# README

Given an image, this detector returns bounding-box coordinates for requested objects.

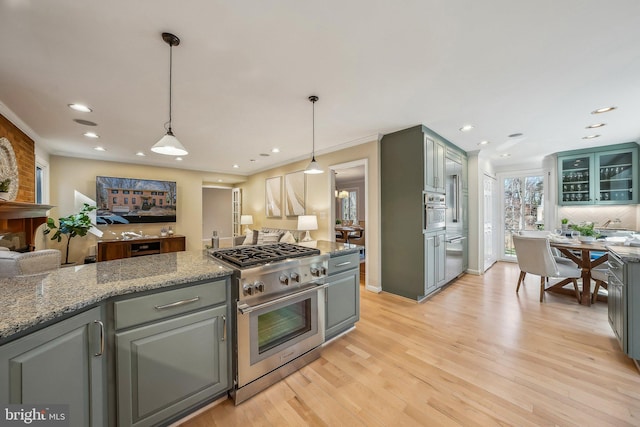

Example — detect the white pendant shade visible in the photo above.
[304,158,323,174]
[151,132,188,156]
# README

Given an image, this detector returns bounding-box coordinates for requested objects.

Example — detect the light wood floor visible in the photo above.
[181,262,640,426]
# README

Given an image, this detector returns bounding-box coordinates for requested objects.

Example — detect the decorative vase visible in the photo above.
[0,192,8,200]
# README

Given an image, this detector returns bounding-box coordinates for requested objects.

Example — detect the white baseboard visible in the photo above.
[365,284,382,293]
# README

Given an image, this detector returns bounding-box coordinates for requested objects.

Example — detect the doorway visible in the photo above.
[483,174,497,271]
[498,170,544,261]
[202,187,233,248]
[329,159,368,289]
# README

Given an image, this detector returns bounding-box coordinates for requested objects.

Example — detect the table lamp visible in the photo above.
[240,215,253,233]
[297,215,318,242]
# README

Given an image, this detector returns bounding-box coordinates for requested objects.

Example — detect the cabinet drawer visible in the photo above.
[327,252,360,275]
[114,280,227,330]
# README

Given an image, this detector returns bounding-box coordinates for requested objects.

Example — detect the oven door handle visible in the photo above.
[237,283,327,315]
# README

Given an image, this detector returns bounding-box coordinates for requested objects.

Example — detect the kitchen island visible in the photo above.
[0,250,233,342]
[0,242,360,426]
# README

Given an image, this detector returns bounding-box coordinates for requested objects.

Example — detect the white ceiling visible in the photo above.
[1,1,640,180]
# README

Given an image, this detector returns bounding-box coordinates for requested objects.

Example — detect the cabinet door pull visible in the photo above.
[334,261,352,267]
[221,315,227,342]
[93,320,104,357]
[154,296,200,310]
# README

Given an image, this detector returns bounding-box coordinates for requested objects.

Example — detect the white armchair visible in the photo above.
[0,249,61,278]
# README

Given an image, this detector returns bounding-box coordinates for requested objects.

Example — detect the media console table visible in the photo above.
[97,235,185,262]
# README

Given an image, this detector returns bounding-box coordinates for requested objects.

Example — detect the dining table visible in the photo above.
[549,239,609,305]
[335,225,363,243]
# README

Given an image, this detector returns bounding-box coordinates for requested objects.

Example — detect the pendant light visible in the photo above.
[304,95,323,174]
[151,32,188,156]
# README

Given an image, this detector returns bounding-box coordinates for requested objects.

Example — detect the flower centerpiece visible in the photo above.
[570,223,600,242]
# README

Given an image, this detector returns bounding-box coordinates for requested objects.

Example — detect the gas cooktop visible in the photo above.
[209,243,321,268]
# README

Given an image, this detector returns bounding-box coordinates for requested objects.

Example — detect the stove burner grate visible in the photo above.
[209,243,321,268]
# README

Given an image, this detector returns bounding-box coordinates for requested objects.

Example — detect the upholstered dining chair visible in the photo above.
[518,230,577,267]
[512,235,582,302]
[591,267,608,304]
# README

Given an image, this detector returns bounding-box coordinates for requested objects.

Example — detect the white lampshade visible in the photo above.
[338,190,349,199]
[151,132,188,156]
[240,215,253,225]
[304,158,323,174]
[297,215,318,242]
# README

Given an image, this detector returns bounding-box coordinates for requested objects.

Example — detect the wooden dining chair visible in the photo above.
[512,235,582,302]
[591,267,608,304]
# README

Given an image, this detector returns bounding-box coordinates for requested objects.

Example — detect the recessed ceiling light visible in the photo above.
[176,157,183,161]
[271,148,280,153]
[582,134,601,139]
[586,123,606,129]
[136,151,146,156]
[68,103,92,113]
[478,140,490,146]
[233,164,239,168]
[500,153,511,158]
[94,146,106,151]
[459,124,474,132]
[217,179,223,182]
[591,106,616,114]
[74,119,97,126]
[83,132,99,138]
[508,133,523,138]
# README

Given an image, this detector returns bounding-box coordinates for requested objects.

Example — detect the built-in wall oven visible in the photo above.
[424,191,446,232]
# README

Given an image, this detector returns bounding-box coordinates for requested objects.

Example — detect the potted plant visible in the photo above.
[0,178,10,200]
[561,218,569,232]
[570,223,600,242]
[44,203,97,265]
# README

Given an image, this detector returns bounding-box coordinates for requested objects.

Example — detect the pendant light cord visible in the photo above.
[312,99,315,160]
[168,43,173,133]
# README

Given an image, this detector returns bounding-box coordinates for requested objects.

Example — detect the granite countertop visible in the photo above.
[0,250,233,342]
[608,245,640,263]
[315,240,362,257]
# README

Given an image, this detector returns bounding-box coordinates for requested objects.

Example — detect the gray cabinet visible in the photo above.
[425,231,446,295]
[0,307,106,427]
[325,252,360,340]
[114,279,230,427]
[608,252,640,359]
[425,136,446,193]
[558,142,639,205]
[381,125,467,301]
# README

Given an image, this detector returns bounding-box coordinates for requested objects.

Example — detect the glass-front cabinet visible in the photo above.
[558,143,638,205]
[559,154,592,204]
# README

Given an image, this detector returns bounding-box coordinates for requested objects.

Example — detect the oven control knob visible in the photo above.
[254,281,265,293]
[320,266,327,276]
[279,274,289,285]
[310,267,320,277]
[290,272,300,283]
[243,283,254,296]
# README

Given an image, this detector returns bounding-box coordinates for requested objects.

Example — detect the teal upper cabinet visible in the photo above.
[558,143,638,205]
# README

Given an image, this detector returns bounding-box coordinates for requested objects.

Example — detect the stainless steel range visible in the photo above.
[208,243,328,404]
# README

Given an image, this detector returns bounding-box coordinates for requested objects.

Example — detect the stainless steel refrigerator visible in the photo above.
[445,155,466,283]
